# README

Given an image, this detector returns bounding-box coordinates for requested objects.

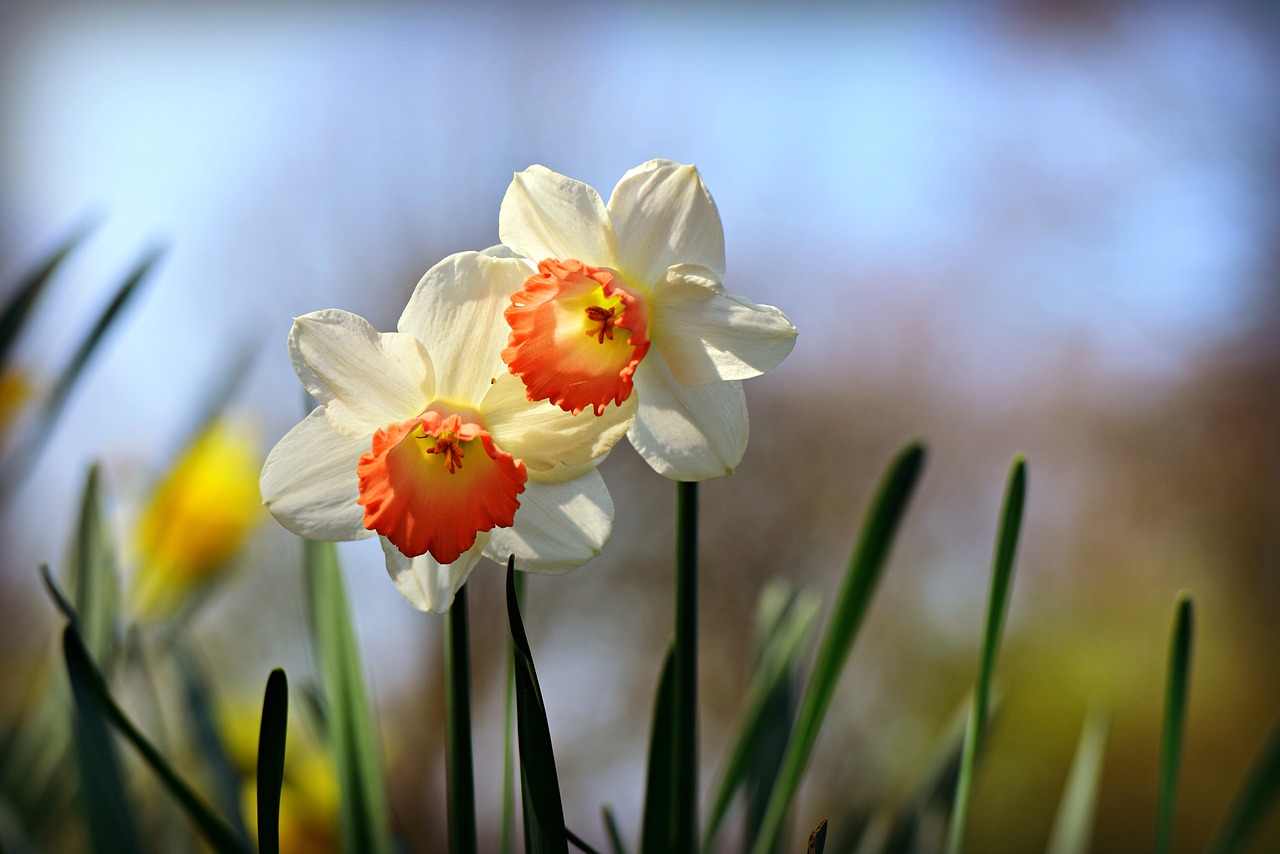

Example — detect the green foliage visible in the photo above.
[945,456,1027,854]
[45,568,250,853]
[750,441,926,854]
[704,581,819,850]
[1210,714,1280,853]
[303,540,392,854]
[507,557,569,854]
[640,645,676,854]
[1157,593,1194,854]
[1046,707,1109,854]
[257,668,289,854]
[445,584,478,854]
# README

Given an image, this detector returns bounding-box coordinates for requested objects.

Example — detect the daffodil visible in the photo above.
[129,418,263,620]
[499,159,798,481]
[260,251,634,613]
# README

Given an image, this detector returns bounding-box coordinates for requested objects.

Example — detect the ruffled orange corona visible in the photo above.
[502,258,650,416]
[356,411,527,564]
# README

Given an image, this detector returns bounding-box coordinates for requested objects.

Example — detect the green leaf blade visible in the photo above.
[640,646,676,854]
[303,540,392,854]
[507,558,568,854]
[257,668,289,854]
[1156,593,1194,854]
[1209,713,1280,853]
[945,456,1027,854]
[751,441,927,854]
[1046,708,1109,854]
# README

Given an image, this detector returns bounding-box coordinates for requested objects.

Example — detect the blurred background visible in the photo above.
[1,0,1278,851]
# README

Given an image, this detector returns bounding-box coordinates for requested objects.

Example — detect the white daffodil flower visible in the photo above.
[261,251,635,613]
[498,159,798,481]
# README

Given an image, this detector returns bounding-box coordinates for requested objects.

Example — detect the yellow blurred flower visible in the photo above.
[129,418,263,619]
[0,368,33,444]
[221,700,339,853]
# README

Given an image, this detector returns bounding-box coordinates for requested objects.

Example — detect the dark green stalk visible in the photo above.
[445,583,478,854]
[673,480,699,850]
[1157,594,1194,854]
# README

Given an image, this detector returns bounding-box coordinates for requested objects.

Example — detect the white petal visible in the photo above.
[608,160,726,287]
[398,252,530,405]
[380,535,488,614]
[627,350,748,481]
[499,165,618,266]
[261,407,373,541]
[289,310,434,437]
[653,264,798,386]
[483,470,613,573]
[482,373,636,473]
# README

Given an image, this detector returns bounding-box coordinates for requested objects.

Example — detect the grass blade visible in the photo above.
[945,456,1026,854]
[1209,713,1280,853]
[46,246,163,419]
[639,645,675,854]
[59,623,249,853]
[257,668,288,854]
[1156,593,1194,854]
[71,465,119,669]
[673,479,698,852]
[704,582,819,849]
[303,540,392,854]
[602,805,627,854]
[1046,707,1109,854]
[445,584,478,854]
[1,247,162,491]
[172,638,251,845]
[751,442,926,854]
[0,216,98,367]
[507,557,568,854]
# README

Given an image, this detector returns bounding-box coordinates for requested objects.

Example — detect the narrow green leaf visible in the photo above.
[602,805,627,854]
[70,465,119,669]
[303,540,392,854]
[60,625,249,853]
[507,557,568,854]
[881,692,977,854]
[47,246,163,417]
[0,216,99,367]
[639,645,675,854]
[672,479,698,852]
[1156,593,1194,854]
[808,819,829,854]
[1,247,163,490]
[1046,707,1109,854]
[172,639,251,845]
[751,442,927,854]
[945,456,1026,854]
[67,638,140,853]
[445,584,478,854]
[1209,713,1280,853]
[257,668,288,854]
[704,583,820,849]
[567,827,603,853]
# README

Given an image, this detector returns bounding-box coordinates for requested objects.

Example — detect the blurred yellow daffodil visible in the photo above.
[129,418,263,620]
[220,700,339,853]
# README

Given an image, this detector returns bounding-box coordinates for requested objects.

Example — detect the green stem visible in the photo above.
[673,480,699,849]
[501,572,525,854]
[445,583,478,854]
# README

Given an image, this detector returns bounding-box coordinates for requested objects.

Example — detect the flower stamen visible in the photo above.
[423,428,465,473]
[584,304,618,343]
